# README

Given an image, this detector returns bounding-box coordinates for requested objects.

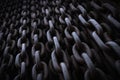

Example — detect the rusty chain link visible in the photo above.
[0,0,120,80]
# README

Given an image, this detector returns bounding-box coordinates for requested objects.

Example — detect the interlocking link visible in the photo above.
[0,0,120,80]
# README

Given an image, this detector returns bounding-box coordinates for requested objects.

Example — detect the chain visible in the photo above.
[0,0,120,80]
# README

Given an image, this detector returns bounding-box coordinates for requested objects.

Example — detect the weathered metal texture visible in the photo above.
[0,0,120,80]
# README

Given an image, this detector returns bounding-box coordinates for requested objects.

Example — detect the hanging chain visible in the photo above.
[0,0,120,80]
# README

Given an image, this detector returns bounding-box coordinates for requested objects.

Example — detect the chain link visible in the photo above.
[0,0,120,80]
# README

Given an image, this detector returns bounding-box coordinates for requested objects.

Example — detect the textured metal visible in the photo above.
[0,0,120,80]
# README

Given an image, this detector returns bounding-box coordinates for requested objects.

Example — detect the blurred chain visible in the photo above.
[0,0,120,80]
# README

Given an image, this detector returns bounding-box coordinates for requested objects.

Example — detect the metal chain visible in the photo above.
[0,0,120,80]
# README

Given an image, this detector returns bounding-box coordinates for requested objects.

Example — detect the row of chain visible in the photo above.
[0,0,120,80]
